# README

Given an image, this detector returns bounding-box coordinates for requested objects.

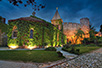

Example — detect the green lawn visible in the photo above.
[0,50,64,63]
[62,46,100,55]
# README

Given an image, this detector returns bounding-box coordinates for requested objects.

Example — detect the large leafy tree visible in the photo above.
[74,28,85,44]
[89,24,97,41]
[89,24,98,34]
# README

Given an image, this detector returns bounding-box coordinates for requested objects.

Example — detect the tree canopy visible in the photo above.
[0,0,45,12]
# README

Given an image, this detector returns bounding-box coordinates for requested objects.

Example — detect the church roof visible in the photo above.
[52,10,61,20]
[8,17,45,23]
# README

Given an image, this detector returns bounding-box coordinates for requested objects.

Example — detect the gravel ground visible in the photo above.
[49,48,102,68]
[0,61,38,68]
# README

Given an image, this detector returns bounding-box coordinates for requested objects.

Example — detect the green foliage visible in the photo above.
[7,16,66,47]
[8,39,18,47]
[57,51,64,57]
[86,43,97,46]
[63,44,70,48]
[100,25,102,33]
[0,23,8,33]
[89,30,96,40]
[75,29,85,43]
[99,44,102,47]
[45,47,56,51]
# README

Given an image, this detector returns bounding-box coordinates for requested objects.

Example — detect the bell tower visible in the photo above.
[51,7,63,30]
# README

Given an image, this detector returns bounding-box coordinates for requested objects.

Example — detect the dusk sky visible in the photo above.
[0,0,102,31]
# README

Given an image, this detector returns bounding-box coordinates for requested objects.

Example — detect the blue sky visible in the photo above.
[0,0,102,31]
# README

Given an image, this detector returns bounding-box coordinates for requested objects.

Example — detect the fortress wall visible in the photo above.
[63,22,81,41]
[80,18,89,29]
[63,18,90,43]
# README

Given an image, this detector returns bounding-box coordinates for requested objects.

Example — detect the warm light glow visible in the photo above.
[27,45,37,50]
[45,46,49,48]
[8,44,19,49]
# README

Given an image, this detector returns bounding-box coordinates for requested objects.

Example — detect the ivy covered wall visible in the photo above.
[7,16,67,48]
[0,16,8,46]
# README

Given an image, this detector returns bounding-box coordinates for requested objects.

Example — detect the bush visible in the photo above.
[97,39,102,43]
[63,44,70,48]
[45,47,56,51]
[70,47,75,53]
[99,44,102,47]
[62,47,68,52]
[57,51,64,57]
[75,49,80,55]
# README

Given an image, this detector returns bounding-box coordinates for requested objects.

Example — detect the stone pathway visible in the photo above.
[56,47,78,59]
[45,48,102,68]
[0,61,38,68]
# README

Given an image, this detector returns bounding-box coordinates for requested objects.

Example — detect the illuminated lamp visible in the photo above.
[8,43,19,49]
[27,45,37,50]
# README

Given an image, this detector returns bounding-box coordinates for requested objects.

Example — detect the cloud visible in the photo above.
[0,0,102,31]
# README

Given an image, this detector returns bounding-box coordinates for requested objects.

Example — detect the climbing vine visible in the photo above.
[7,16,67,48]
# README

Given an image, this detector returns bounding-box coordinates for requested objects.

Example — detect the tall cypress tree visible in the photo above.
[100,25,102,34]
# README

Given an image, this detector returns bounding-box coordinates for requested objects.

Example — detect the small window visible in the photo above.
[30,29,33,38]
[12,30,17,39]
[13,32,17,37]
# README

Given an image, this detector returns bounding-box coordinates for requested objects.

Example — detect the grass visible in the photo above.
[0,50,64,63]
[62,46,100,55]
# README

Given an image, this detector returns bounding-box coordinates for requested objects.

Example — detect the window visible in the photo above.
[13,32,17,37]
[12,30,17,39]
[30,29,33,38]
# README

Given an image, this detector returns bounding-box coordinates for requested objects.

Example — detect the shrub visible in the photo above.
[57,51,64,57]
[8,39,19,49]
[70,47,75,53]
[63,44,70,48]
[75,49,80,55]
[62,47,68,51]
[99,44,102,47]
[97,39,102,43]
[45,47,56,51]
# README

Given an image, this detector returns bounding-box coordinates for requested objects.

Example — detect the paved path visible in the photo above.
[91,48,102,53]
[56,47,78,59]
[0,61,38,68]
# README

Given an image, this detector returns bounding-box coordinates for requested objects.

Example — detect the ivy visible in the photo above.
[7,16,67,47]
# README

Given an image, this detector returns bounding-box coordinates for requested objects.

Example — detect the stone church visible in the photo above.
[51,8,90,44]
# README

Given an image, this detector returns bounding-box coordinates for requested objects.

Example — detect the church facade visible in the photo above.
[51,8,90,44]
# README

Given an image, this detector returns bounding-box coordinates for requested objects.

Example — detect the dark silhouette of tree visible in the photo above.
[100,25,102,34]
[0,0,45,13]
[89,24,98,34]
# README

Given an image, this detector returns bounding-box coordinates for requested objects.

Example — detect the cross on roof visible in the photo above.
[32,11,36,16]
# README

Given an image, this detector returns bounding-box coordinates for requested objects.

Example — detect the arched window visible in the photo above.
[30,29,33,38]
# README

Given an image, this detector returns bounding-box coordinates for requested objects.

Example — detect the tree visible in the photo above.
[74,28,85,44]
[100,25,102,34]
[0,0,45,13]
[89,24,98,34]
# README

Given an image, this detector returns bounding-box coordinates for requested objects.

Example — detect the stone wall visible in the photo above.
[0,30,7,46]
[63,18,90,43]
